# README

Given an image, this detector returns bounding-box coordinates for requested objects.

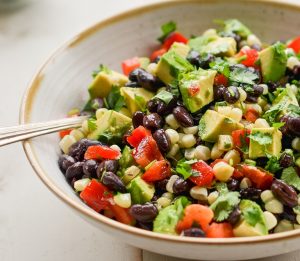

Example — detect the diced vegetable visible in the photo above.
[84,145,121,160]
[189,160,215,187]
[122,57,141,76]
[206,222,234,238]
[142,160,171,182]
[126,126,152,148]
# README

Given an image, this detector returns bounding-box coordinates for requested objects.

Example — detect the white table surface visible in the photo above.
[1,1,300,260]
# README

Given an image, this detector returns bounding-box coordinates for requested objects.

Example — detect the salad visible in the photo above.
[58,19,300,238]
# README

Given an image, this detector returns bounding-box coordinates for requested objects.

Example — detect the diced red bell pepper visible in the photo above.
[84,145,121,160]
[150,48,167,61]
[189,160,215,187]
[232,168,244,180]
[176,204,214,233]
[133,136,164,168]
[126,126,152,148]
[244,108,260,123]
[232,129,250,148]
[214,73,228,87]
[80,180,112,212]
[142,160,171,182]
[109,204,135,225]
[59,129,72,139]
[236,164,274,189]
[206,222,234,238]
[288,36,300,53]
[162,32,188,50]
[122,57,141,76]
[238,48,259,67]
[187,83,200,97]
[210,159,227,168]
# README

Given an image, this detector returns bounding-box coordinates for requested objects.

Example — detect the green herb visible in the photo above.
[287,104,300,116]
[216,19,252,38]
[104,85,125,111]
[272,122,285,129]
[210,191,240,222]
[117,146,134,177]
[263,103,285,124]
[209,58,230,77]
[281,167,300,191]
[157,21,177,43]
[215,182,229,194]
[242,204,263,226]
[176,159,198,180]
[87,118,97,132]
[92,64,111,78]
[265,156,282,173]
[229,66,259,85]
[273,42,288,66]
[249,132,272,146]
[153,90,174,105]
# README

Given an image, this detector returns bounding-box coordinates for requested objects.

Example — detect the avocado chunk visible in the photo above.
[87,110,132,144]
[249,127,282,159]
[169,42,191,58]
[198,110,244,142]
[156,50,194,85]
[120,87,154,115]
[179,68,217,113]
[127,176,155,204]
[88,69,128,99]
[233,200,268,237]
[259,42,287,82]
[188,35,237,57]
[153,196,190,235]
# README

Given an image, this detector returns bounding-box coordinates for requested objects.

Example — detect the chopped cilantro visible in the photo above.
[281,167,300,191]
[176,159,198,180]
[153,90,173,105]
[215,19,252,38]
[104,86,125,111]
[265,156,282,173]
[157,21,177,43]
[92,64,111,78]
[243,204,263,226]
[249,132,272,146]
[210,190,240,222]
[263,103,285,124]
[209,58,230,77]
[229,66,259,85]
[288,104,300,117]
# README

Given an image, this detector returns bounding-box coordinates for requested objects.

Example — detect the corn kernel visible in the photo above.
[213,162,234,182]
[223,149,241,166]
[190,186,208,200]
[211,143,224,160]
[263,211,277,230]
[165,114,180,129]
[165,129,180,144]
[208,191,219,205]
[194,145,211,161]
[265,199,284,214]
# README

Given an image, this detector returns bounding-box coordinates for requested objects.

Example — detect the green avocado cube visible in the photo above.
[198,110,244,142]
[120,87,154,115]
[127,176,155,204]
[87,110,132,143]
[88,70,128,99]
[249,127,282,159]
[179,68,217,113]
[169,42,191,58]
[156,50,194,85]
[259,42,287,82]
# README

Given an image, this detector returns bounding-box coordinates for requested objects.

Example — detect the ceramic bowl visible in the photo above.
[20,0,300,260]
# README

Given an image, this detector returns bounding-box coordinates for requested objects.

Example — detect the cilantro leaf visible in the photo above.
[249,132,272,146]
[153,90,174,105]
[87,118,97,132]
[287,104,300,117]
[157,21,177,43]
[92,64,111,78]
[210,191,240,222]
[265,156,282,173]
[281,167,300,191]
[216,19,252,39]
[104,86,125,111]
[263,103,285,124]
[176,159,198,180]
[209,58,230,78]
[229,66,259,85]
[215,182,229,194]
[239,200,267,228]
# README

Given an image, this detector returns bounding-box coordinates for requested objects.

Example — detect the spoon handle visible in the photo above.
[0,116,87,147]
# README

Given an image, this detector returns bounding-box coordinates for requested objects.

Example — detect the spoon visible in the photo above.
[0,116,87,147]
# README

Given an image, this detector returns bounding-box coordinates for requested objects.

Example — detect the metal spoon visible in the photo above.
[0,116,87,147]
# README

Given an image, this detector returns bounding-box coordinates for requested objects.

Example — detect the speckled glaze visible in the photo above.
[20,1,300,260]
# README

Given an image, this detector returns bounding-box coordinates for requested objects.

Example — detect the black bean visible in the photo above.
[191,111,203,126]
[147,99,159,113]
[132,111,145,128]
[97,160,119,179]
[102,171,126,193]
[280,115,292,136]
[279,153,294,168]
[251,44,262,51]
[125,81,140,87]
[83,159,98,178]
[68,139,102,161]
[137,69,163,91]
[128,68,144,82]
[187,50,201,66]
[227,178,240,191]
[172,106,194,127]
[267,81,279,93]
[143,113,164,130]
[287,117,300,137]
[153,56,161,63]
[245,95,258,103]
[213,85,226,100]
[173,178,189,194]
[280,206,297,223]
[58,154,75,173]
[153,129,170,153]
[255,157,268,167]
[271,179,298,207]
[292,65,300,80]
[136,221,153,231]
[156,178,169,192]
[228,207,241,226]
[252,85,264,97]
[157,97,177,116]
[187,51,214,69]
[65,162,84,182]
[223,86,240,104]
[129,203,158,222]
[182,227,205,237]
[240,188,262,201]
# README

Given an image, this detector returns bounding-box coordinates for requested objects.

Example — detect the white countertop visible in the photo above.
[1,1,300,260]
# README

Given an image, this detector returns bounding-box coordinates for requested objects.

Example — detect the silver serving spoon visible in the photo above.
[0,116,87,147]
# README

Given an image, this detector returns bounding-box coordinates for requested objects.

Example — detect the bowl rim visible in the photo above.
[20,0,300,245]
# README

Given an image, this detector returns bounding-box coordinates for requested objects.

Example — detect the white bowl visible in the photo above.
[20,1,300,260]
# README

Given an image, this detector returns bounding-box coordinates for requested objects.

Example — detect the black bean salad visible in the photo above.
[58,19,300,238]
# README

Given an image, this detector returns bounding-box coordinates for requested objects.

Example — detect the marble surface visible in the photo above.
[0,1,300,260]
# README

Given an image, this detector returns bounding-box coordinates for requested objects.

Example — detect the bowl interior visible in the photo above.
[22,0,300,245]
